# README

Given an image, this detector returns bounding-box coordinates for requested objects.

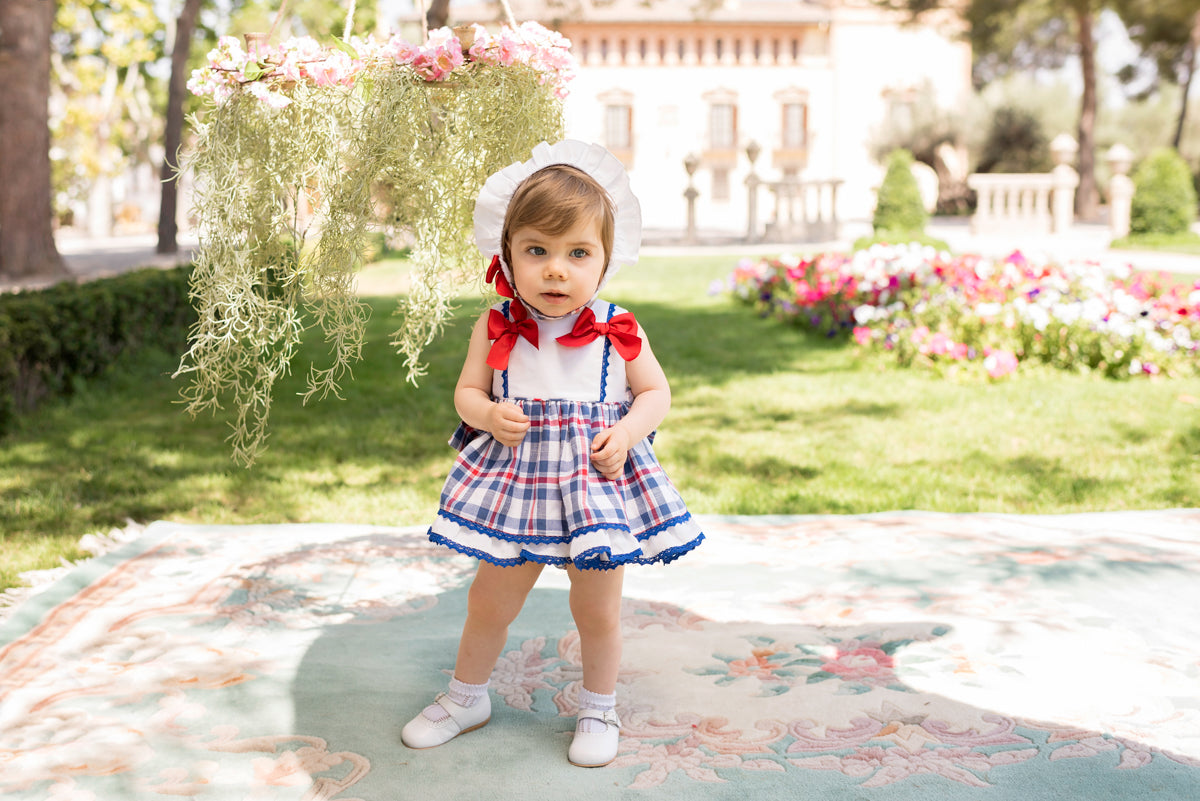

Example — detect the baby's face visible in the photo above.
[509,215,606,317]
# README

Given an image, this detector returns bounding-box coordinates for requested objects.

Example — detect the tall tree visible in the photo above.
[1112,0,1200,150]
[884,0,1107,220]
[158,0,205,254]
[0,0,68,283]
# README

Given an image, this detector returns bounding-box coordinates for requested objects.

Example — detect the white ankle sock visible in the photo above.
[577,688,616,734]
[422,677,489,722]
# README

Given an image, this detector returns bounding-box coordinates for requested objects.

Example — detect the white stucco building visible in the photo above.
[460,0,971,241]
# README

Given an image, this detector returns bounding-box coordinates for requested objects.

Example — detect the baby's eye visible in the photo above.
[570,248,589,258]
[527,246,546,256]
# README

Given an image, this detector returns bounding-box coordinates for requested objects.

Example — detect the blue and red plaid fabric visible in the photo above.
[429,399,704,570]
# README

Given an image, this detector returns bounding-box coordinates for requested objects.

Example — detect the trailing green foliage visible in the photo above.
[873,149,928,235]
[0,266,195,436]
[1130,147,1197,236]
[178,63,563,466]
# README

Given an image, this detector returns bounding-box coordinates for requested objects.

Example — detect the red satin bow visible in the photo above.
[486,255,515,299]
[486,301,538,370]
[556,307,643,361]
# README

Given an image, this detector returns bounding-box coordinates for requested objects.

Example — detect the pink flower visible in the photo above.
[983,349,1018,378]
[928,332,953,355]
[853,326,873,346]
[820,645,895,683]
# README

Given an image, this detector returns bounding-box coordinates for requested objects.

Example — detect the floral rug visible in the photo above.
[3,511,1199,800]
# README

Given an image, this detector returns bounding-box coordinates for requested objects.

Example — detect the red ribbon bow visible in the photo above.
[556,307,643,362]
[486,301,538,370]
[486,255,515,299]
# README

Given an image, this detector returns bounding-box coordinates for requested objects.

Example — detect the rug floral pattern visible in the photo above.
[2,512,1199,799]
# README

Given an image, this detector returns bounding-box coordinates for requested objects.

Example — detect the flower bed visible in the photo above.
[727,244,1200,379]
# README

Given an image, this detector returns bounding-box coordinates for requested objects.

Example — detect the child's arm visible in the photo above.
[590,328,671,480]
[455,312,531,448]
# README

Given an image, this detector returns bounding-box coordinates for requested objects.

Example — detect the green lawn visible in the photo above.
[3,253,1198,592]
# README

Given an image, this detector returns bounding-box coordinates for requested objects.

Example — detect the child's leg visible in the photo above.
[402,560,543,749]
[453,560,545,683]
[565,564,625,767]
[565,564,625,693]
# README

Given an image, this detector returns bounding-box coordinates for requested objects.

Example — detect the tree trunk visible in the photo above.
[0,0,67,283]
[426,0,451,30]
[1073,1,1098,220]
[1173,11,1200,151]
[157,0,204,255]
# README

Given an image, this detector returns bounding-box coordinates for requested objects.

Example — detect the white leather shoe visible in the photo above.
[568,707,621,767]
[401,692,491,749]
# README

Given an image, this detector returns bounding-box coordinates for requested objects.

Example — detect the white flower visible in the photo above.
[853,305,875,325]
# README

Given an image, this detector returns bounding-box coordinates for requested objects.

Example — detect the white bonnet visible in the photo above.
[473,140,642,295]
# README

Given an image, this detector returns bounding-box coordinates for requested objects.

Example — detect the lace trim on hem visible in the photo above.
[428,532,626,571]
[427,527,705,571]
[435,509,695,544]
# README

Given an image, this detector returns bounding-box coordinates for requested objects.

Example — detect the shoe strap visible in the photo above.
[578,707,621,729]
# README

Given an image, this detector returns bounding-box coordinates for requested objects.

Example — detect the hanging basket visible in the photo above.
[177,23,574,465]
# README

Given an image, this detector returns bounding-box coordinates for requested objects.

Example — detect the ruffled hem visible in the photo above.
[428,511,704,571]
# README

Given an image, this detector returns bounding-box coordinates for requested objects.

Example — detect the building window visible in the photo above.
[712,167,730,201]
[605,104,633,151]
[782,101,808,149]
[709,102,737,150]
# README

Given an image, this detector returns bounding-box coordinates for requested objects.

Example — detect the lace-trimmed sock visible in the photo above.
[577,688,616,734]
[422,677,489,723]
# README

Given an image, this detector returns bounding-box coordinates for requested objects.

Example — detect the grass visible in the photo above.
[2,253,1199,592]
[1110,230,1200,255]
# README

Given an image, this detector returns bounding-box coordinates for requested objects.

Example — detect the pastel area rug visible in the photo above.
[2,511,1200,800]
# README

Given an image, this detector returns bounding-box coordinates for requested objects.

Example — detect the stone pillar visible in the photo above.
[744,140,761,242]
[1049,134,1079,234]
[683,153,700,244]
[1106,143,1134,240]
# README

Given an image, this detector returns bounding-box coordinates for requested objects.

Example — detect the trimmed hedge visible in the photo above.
[1130,147,1197,237]
[873,149,928,235]
[0,266,196,435]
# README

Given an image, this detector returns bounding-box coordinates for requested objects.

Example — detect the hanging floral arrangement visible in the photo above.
[175,22,572,465]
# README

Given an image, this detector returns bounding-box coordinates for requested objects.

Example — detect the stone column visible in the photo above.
[1049,134,1079,234]
[1106,144,1134,240]
[684,153,700,244]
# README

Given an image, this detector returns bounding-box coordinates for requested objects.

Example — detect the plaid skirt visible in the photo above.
[428,399,704,571]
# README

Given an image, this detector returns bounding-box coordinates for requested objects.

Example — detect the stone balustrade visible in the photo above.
[745,174,842,243]
[966,174,1058,235]
[966,133,1080,236]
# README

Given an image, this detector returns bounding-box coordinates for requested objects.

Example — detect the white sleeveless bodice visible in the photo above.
[491,299,633,404]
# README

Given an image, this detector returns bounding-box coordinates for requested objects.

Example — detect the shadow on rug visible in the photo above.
[2,511,1199,799]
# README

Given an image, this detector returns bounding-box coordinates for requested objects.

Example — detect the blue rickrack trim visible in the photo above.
[428,531,561,568]
[500,300,512,399]
[599,301,616,402]
[430,512,705,569]
[632,512,694,541]
[439,509,698,543]
[427,529,701,572]
[436,509,577,544]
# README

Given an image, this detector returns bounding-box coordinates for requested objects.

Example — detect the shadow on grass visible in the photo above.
[2,298,850,539]
[629,300,859,391]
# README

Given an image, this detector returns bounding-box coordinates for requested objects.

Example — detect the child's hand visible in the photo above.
[591,425,632,480]
[488,401,530,448]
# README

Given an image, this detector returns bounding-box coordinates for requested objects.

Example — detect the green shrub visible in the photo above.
[976,106,1052,174]
[873,149,928,235]
[852,231,950,252]
[0,266,196,435]
[1130,147,1197,237]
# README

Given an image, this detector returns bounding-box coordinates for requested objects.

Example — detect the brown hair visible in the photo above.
[501,164,615,271]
